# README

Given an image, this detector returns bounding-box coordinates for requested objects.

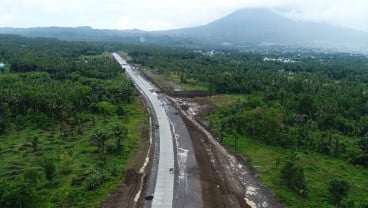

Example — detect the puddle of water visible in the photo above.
[171,123,189,181]
[244,197,258,208]
[246,186,258,196]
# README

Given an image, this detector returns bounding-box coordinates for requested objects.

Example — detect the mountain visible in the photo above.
[157,8,368,51]
[0,26,200,47]
[1,8,368,52]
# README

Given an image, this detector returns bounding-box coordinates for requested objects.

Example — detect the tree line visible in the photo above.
[126,46,368,167]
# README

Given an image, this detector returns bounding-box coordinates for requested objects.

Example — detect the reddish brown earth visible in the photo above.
[180,112,251,208]
[102,64,282,208]
[101,97,251,208]
[170,96,283,208]
[101,169,142,208]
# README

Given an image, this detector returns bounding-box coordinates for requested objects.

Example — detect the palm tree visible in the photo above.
[113,126,128,153]
[91,131,108,162]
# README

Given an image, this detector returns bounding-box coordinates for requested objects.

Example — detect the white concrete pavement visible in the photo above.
[112,53,175,208]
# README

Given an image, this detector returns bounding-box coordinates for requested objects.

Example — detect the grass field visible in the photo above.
[142,69,208,91]
[167,72,209,91]
[0,97,148,207]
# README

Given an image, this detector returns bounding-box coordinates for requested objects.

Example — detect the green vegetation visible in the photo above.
[280,153,307,196]
[146,69,208,91]
[206,94,368,207]
[128,46,368,166]
[212,132,368,207]
[0,63,10,74]
[0,35,147,207]
[329,178,350,205]
[126,45,368,207]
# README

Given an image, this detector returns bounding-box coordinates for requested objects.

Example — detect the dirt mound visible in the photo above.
[168,91,214,98]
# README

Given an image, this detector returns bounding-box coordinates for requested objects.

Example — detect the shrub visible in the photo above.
[0,120,6,134]
[59,152,74,175]
[31,136,39,151]
[116,105,126,116]
[85,171,106,191]
[0,178,36,208]
[281,153,307,196]
[353,154,368,168]
[328,178,350,205]
[23,169,40,186]
[96,101,116,116]
[51,186,78,207]
[41,157,56,181]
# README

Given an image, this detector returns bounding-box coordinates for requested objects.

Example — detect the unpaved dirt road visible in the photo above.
[110,52,283,208]
[170,98,283,208]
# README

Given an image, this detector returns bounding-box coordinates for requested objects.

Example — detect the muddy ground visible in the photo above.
[102,64,283,208]
[171,97,283,208]
[180,111,250,208]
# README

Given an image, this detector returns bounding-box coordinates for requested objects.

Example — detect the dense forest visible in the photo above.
[127,46,368,165]
[0,35,147,207]
[126,45,368,207]
[2,34,368,207]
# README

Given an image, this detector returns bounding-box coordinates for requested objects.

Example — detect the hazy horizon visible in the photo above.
[0,0,368,32]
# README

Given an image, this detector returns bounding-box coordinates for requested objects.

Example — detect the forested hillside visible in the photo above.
[0,35,147,207]
[126,46,368,207]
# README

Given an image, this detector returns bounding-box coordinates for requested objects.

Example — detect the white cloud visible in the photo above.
[0,13,16,26]
[0,0,367,31]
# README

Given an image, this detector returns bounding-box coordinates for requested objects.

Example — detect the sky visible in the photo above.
[0,0,367,32]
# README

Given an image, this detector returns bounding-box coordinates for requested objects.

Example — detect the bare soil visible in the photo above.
[180,112,251,208]
[171,97,283,208]
[104,61,282,208]
[101,169,142,208]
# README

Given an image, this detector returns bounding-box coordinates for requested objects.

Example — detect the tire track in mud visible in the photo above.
[170,97,283,208]
[106,53,283,208]
[180,112,250,208]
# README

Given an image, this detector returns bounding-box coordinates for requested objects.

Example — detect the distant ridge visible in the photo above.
[0,26,147,41]
[1,8,368,51]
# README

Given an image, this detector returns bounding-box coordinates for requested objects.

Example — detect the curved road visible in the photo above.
[113,53,175,207]
[112,52,281,208]
[113,53,203,208]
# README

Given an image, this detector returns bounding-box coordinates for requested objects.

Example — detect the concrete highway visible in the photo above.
[112,52,281,208]
[112,53,203,208]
